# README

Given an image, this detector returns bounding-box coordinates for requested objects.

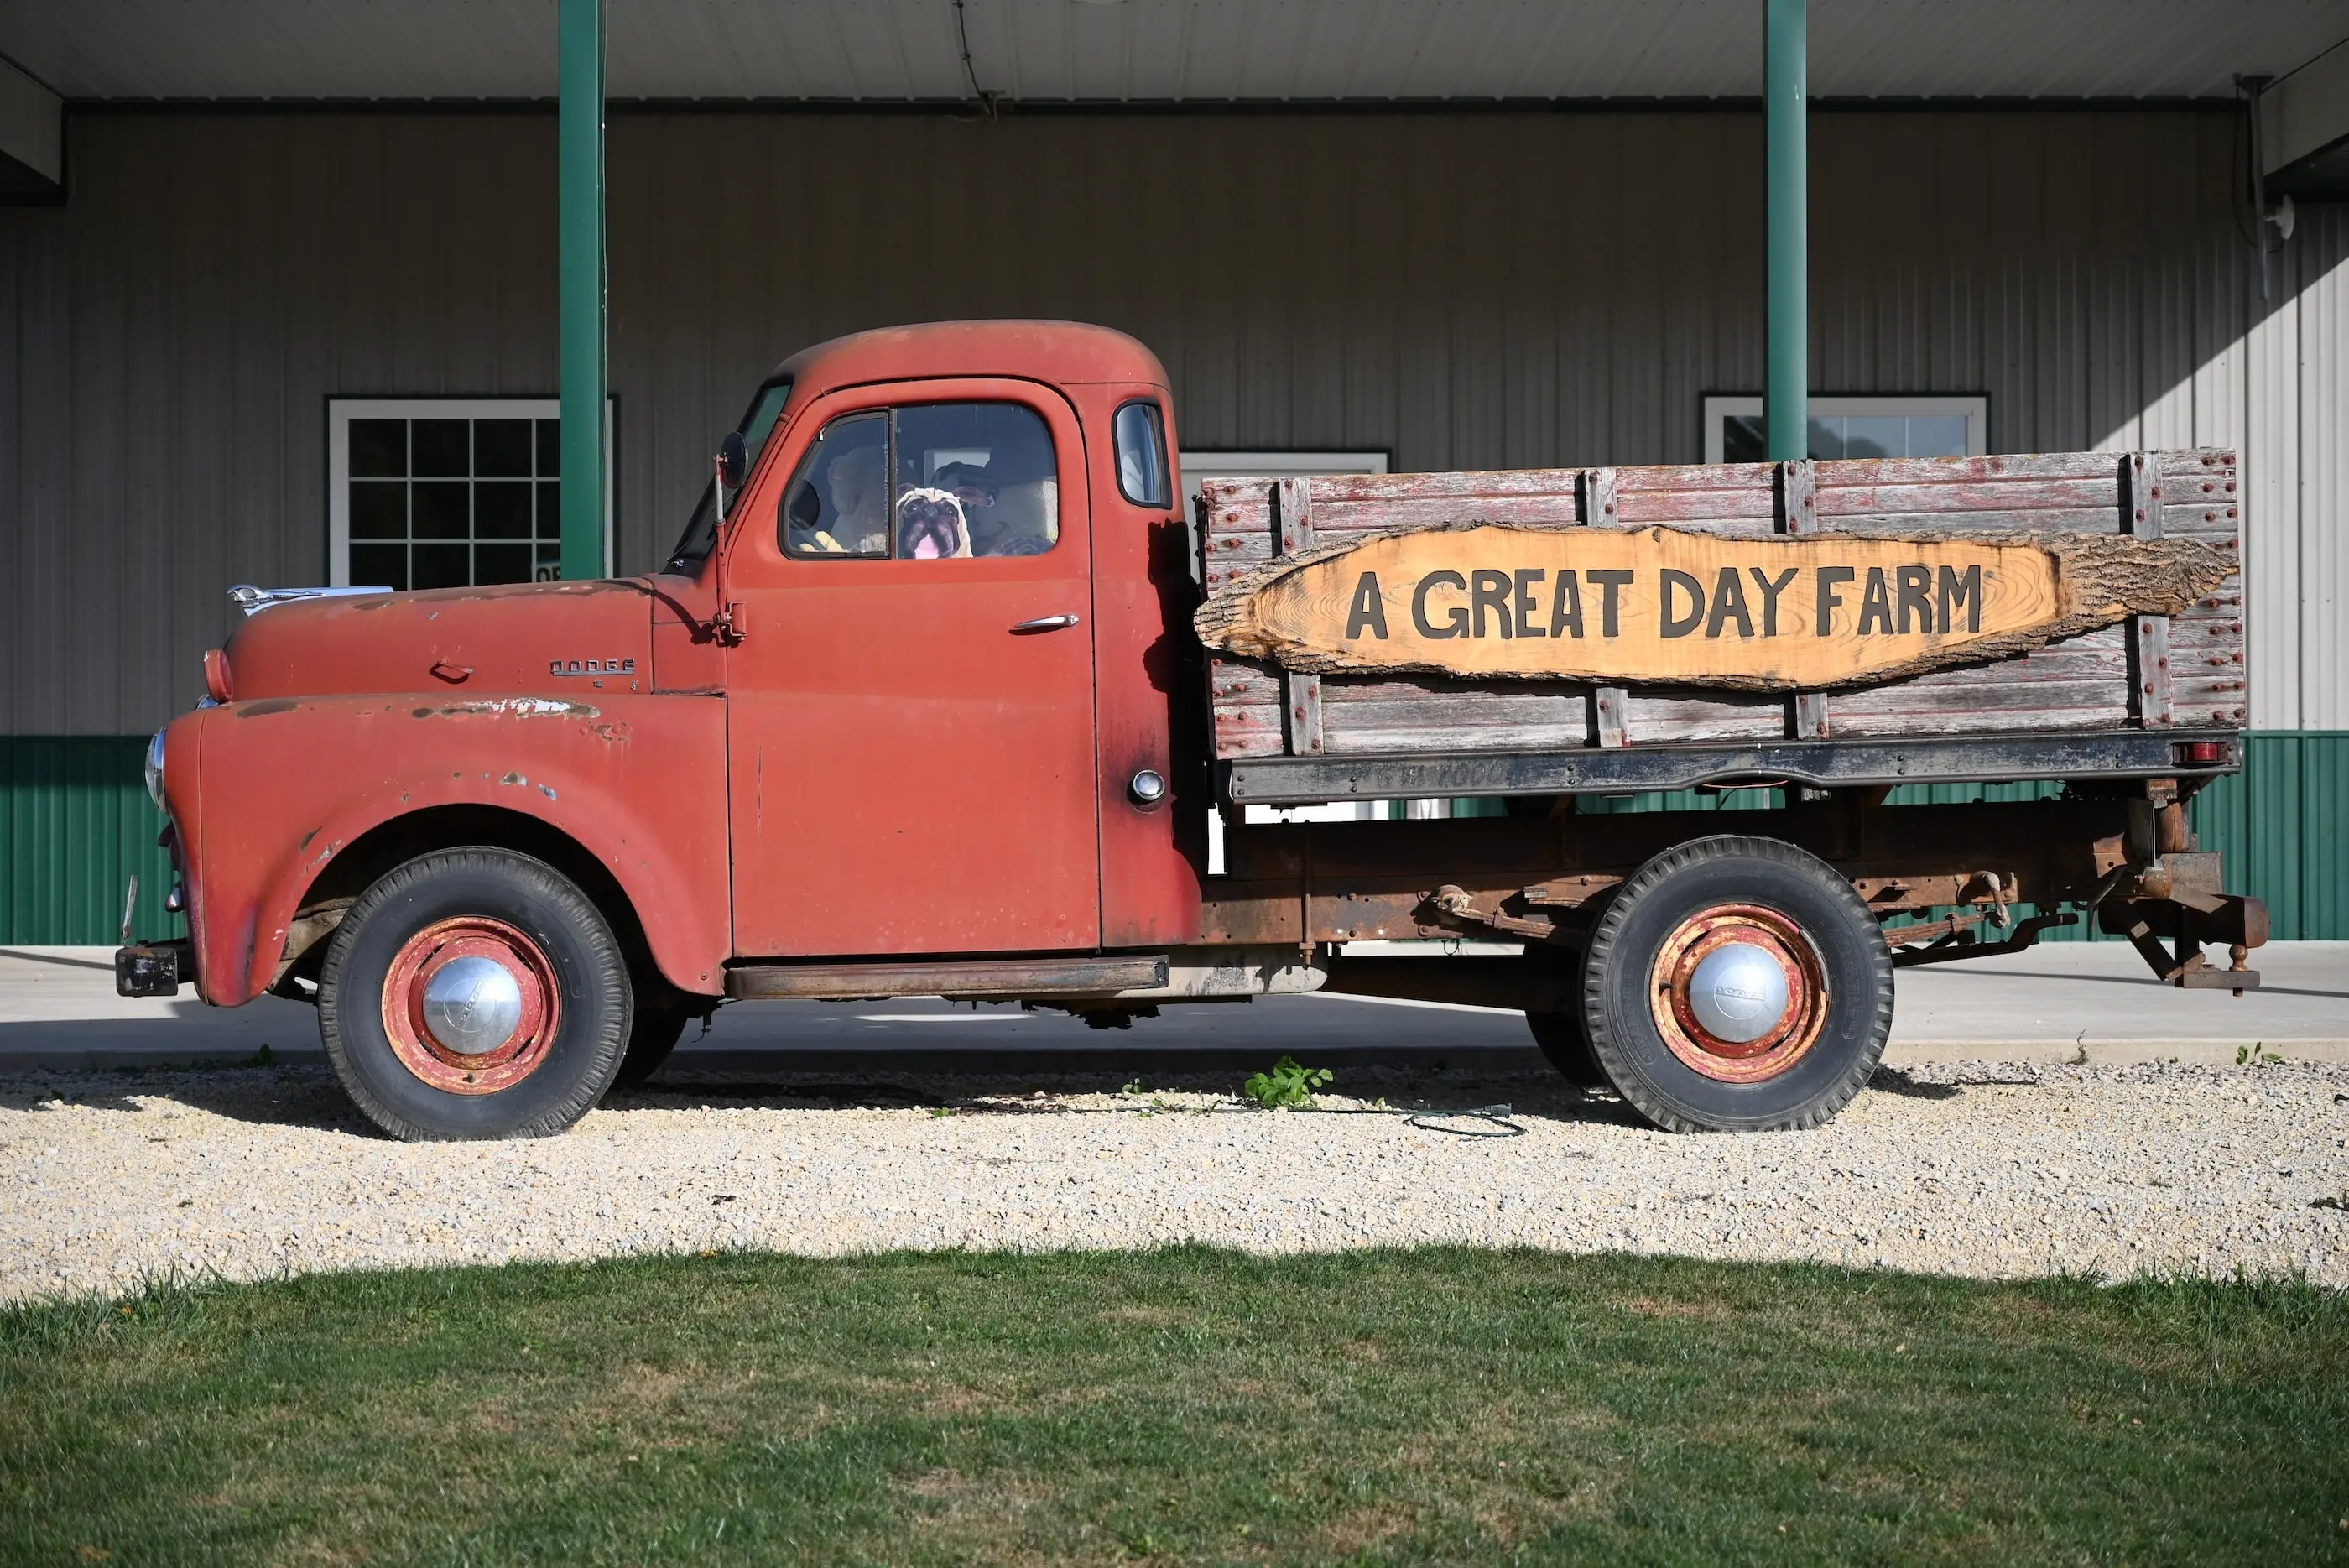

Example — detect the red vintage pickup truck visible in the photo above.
[121,320,2264,1141]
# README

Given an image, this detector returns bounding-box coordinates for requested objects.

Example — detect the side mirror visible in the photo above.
[716,430,749,492]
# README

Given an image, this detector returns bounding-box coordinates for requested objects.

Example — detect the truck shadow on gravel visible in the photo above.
[622,1061,1654,1129]
[0,1063,1966,1136]
[0,1066,378,1134]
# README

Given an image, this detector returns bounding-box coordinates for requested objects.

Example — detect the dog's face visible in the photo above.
[895,487,969,560]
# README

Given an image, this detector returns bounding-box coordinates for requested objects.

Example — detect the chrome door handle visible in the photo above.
[1009,613,1081,633]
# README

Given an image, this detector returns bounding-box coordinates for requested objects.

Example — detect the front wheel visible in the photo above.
[1581,836,1891,1133]
[319,848,632,1141]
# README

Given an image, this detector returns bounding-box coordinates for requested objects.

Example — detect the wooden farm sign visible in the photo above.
[1195,523,2232,690]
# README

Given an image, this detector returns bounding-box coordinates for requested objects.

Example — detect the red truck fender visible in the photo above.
[179,693,731,1006]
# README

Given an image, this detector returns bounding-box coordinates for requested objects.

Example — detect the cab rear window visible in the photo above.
[1113,399,1170,508]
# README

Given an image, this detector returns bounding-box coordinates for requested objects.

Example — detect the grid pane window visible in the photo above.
[1707,397,1986,465]
[331,399,602,588]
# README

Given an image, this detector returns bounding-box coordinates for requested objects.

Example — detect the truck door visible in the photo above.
[724,379,1102,957]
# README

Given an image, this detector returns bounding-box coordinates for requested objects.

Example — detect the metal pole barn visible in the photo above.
[558,0,607,581]
[1765,0,1807,461]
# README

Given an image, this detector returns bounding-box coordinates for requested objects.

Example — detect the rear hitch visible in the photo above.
[2097,852,2267,993]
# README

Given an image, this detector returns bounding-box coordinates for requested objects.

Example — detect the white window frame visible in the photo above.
[1701,394,1987,463]
[327,397,614,586]
[1180,447,1389,492]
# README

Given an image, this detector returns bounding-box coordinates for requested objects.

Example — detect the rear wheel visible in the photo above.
[319,848,631,1141]
[1581,836,1891,1133]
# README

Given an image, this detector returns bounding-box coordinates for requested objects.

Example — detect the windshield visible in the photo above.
[663,376,794,572]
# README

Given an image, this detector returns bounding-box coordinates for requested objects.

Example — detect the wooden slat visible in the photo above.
[1581,466,1618,527]
[1277,477,1325,755]
[1779,461,1827,739]
[1594,686,1628,748]
[2125,451,2173,728]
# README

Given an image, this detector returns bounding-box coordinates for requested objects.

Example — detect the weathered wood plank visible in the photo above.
[1214,707,1285,759]
[1831,703,2133,737]
[1616,487,1779,524]
[1830,678,2133,717]
[1811,451,2135,487]
[1307,469,1588,503]
[1323,722,1588,755]
[1318,673,1596,705]
[1623,690,1786,743]
[1813,507,2125,535]
[1320,695,1589,731]
[1310,494,1587,529]
[1816,477,2129,515]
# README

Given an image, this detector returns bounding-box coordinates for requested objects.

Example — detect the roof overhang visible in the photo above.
[4,2,2344,107]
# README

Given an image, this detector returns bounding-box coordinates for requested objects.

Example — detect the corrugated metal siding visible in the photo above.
[0,737,180,945]
[3,107,2334,734]
[0,107,2341,943]
[2192,732,2349,942]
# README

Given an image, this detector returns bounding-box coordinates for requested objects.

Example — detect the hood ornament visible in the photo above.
[228,584,394,617]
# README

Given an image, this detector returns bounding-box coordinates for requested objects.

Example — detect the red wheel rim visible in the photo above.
[1647,903,1829,1084]
[380,916,560,1095]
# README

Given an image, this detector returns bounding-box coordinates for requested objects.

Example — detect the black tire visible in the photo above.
[610,1001,690,1091]
[1523,951,1608,1087]
[1526,1007,1608,1087]
[1581,835,1891,1133]
[319,847,632,1141]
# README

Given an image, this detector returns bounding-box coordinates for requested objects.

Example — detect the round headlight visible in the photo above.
[144,728,168,810]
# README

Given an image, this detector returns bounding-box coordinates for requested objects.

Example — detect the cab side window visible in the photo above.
[780,401,1059,560]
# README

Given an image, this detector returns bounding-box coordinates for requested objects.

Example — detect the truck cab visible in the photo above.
[135,322,1230,1139]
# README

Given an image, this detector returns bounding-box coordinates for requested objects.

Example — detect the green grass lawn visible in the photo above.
[3,1248,2344,1566]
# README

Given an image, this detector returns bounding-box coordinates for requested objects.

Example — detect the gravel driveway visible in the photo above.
[7,1057,2346,1303]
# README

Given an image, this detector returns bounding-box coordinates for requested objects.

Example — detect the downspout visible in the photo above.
[1765,0,1807,461]
[559,0,609,581]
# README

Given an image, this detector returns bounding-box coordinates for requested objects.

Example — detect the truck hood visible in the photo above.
[221,579,658,701]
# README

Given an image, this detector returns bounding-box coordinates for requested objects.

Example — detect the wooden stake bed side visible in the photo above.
[1196,450,2243,763]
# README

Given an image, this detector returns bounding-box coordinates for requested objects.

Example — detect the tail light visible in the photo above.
[2176,740,2228,765]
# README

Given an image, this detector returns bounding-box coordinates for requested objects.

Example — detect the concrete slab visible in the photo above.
[2,940,2341,1074]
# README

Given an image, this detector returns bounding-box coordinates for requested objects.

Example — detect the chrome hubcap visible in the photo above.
[1686,941,1792,1044]
[420,955,525,1055]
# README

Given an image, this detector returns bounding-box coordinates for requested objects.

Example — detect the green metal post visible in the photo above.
[558,0,607,581]
[1764,0,1807,461]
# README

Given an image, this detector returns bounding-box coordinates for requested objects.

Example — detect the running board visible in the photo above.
[725,955,1170,1002]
